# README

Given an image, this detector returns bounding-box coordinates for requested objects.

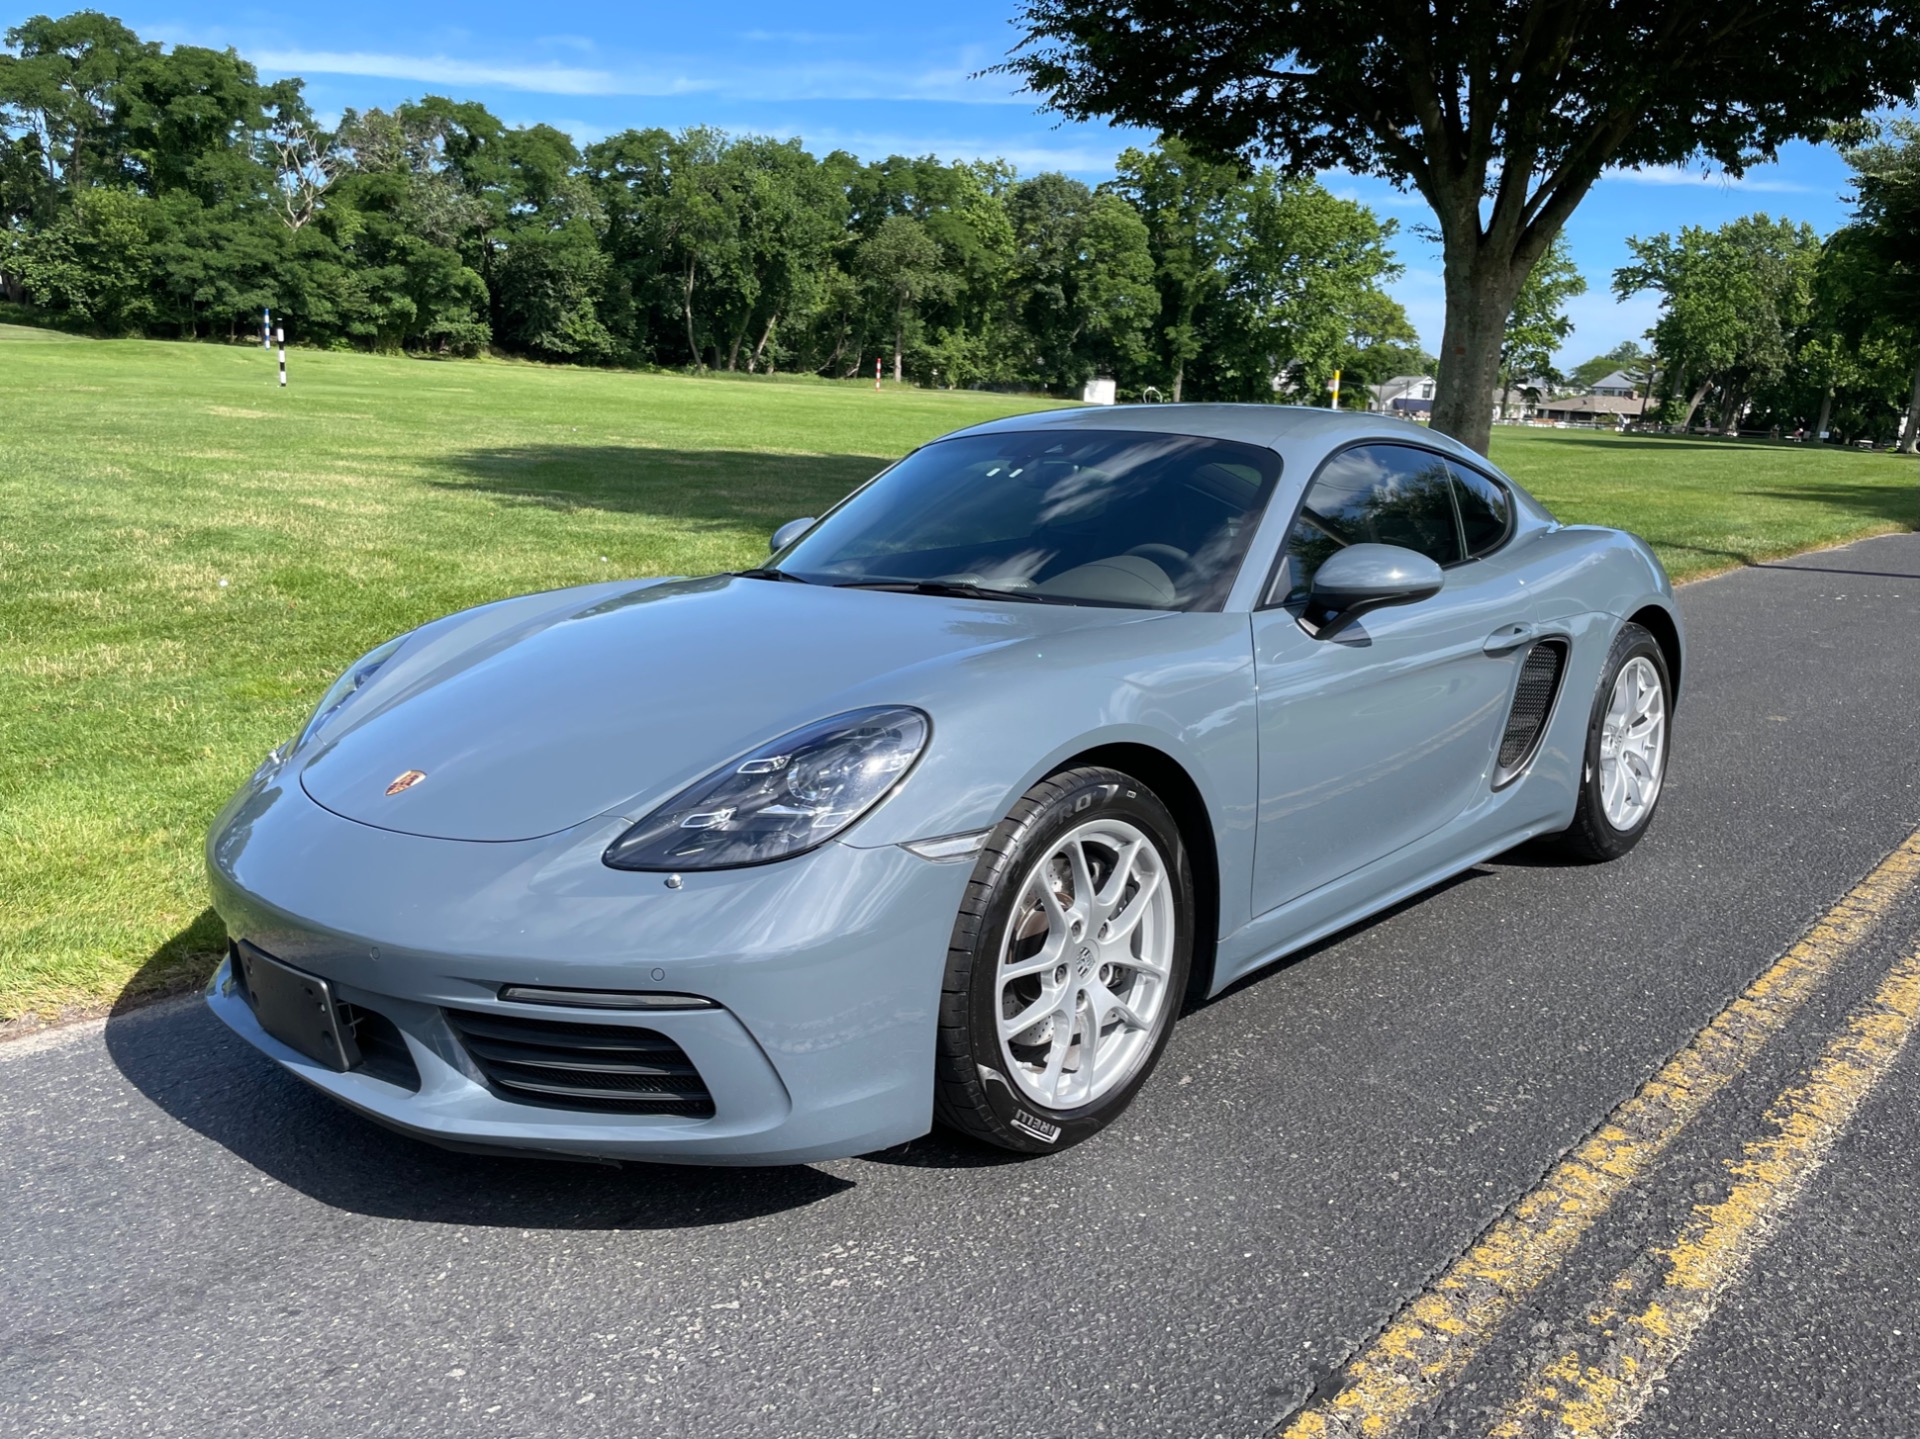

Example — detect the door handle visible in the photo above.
[1483,621,1538,655]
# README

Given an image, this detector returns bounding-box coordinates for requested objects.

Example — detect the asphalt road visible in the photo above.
[5,530,1919,1439]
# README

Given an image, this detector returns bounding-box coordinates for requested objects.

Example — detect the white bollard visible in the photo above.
[262,307,271,350]
[276,326,286,387]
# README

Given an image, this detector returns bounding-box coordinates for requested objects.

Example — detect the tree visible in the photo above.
[11,182,156,328]
[1004,0,1920,453]
[1841,122,1920,451]
[1617,215,1819,433]
[856,213,955,381]
[1107,137,1244,401]
[1568,340,1647,391]
[1202,170,1410,403]
[0,11,154,191]
[1004,172,1156,390]
[714,136,846,372]
[330,105,491,352]
[1499,236,1586,397]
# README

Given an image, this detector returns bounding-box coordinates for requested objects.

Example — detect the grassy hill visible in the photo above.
[2,328,1913,1020]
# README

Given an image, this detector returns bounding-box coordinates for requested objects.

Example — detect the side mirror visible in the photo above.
[1307,543,1443,637]
[769,517,817,553]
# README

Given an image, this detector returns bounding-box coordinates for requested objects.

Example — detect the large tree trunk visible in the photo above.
[724,309,752,372]
[821,326,847,378]
[750,312,779,374]
[1898,352,1920,455]
[1677,379,1713,434]
[681,259,700,369]
[1428,250,1524,456]
[1815,384,1834,440]
[1171,361,1184,403]
[1720,387,1745,436]
[892,310,904,383]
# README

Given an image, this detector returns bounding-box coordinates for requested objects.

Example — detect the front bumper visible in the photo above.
[204,771,974,1164]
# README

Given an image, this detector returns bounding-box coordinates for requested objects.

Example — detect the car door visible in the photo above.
[1248,442,1534,914]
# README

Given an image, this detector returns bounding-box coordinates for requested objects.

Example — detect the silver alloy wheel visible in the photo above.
[1599,655,1667,831]
[994,818,1176,1110]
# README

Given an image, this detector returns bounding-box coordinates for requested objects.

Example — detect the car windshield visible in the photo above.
[772,429,1283,611]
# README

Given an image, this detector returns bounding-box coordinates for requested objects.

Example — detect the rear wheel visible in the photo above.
[933,766,1193,1153]
[1548,622,1672,861]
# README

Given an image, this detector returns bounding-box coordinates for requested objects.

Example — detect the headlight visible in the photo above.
[603,706,929,871]
[297,635,408,749]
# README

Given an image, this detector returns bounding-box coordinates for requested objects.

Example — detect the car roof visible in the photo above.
[943,403,1497,473]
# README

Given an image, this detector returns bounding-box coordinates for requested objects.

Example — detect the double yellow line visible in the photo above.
[1278,828,1920,1439]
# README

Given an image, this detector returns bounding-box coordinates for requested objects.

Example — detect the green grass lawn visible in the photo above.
[2,329,1914,1022]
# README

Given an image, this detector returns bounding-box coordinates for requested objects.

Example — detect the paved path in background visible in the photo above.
[4,532,1918,1439]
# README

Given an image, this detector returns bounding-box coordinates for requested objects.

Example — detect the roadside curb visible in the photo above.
[0,988,205,1057]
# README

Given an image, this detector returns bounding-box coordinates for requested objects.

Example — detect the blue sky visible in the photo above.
[118,0,1864,367]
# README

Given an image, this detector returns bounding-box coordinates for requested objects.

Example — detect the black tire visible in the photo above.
[1547,622,1673,862]
[932,766,1194,1154]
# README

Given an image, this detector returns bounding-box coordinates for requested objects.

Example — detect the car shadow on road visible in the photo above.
[103,918,854,1230]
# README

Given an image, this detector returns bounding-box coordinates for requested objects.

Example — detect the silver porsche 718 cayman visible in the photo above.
[206,405,1681,1163]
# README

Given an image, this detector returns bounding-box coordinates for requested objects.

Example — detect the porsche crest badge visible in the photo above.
[385,769,427,796]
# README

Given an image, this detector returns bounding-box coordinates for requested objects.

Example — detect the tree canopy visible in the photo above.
[1617,215,1822,433]
[1005,0,1920,451]
[1611,162,1920,448]
[0,11,1423,402]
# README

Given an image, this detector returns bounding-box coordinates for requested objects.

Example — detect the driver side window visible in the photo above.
[1276,445,1463,604]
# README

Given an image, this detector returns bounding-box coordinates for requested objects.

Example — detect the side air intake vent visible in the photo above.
[446,1010,715,1117]
[1494,639,1568,787]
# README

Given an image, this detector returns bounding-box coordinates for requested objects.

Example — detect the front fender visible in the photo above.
[841,610,1260,938]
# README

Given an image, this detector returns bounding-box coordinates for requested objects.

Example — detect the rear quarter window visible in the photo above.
[1449,462,1513,557]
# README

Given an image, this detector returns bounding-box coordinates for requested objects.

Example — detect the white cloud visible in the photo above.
[703,121,1127,173]
[250,46,1026,104]
[252,49,633,96]
[740,29,858,46]
[1602,164,1815,194]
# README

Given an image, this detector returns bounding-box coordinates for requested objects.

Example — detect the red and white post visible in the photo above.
[875,356,882,391]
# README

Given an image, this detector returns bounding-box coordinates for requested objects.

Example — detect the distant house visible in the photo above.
[1534,394,1646,425]
[1493,384,1542,422]
[1369,374,1435,413]
[1589,368,1641,398]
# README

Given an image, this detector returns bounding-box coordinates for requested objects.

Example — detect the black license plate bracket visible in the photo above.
[237,944,360,1071]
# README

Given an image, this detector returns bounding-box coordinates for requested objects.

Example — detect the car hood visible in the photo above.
[298,575,1151,842]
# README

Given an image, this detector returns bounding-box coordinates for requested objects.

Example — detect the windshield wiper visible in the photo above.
[735,566,813,584]
[830,578,1073,605]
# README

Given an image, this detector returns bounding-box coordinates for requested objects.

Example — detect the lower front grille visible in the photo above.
[1495,640,1568,784]
[342,1004,421,1091]
[445,1009,715,1117]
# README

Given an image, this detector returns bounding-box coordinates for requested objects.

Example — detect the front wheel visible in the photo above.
[1548,622,1672,862]
[933,766,1193,1153]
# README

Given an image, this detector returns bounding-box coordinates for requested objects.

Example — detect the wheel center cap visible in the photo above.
[1077,945,1093,976]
